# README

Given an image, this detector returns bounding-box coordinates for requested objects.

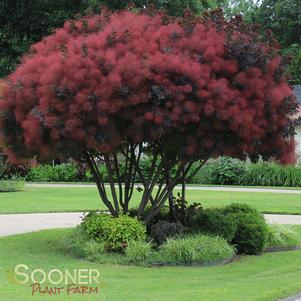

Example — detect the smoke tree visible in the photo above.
[0,8,298,222]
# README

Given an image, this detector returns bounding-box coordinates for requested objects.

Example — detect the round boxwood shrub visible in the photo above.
[191,208,237,242]
[222,203,268,254]
[223,203,258,215]
[230,212,268,255]
[81,212,146,252]
[150,221,184,245]
[190,203,268,255]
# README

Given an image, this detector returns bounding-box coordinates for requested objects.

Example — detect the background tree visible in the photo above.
[0,9,297,223]
[0,0,96,78]
[253,0,301,84]
[252,0,301,48]
[222,0,259,21]
[0,0,224,78]
[98,0,226,16]
[225,0,301,84]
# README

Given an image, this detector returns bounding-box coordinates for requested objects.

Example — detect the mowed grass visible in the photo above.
[0,187,301,214]
[1,228,301,301]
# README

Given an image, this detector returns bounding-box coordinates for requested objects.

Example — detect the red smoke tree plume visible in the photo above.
[0,8,298,222]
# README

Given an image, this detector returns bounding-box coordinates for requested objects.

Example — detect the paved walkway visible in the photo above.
[0,212,83,237]
[265,214,301,225]
[281,293,301,301]
[1,212,301,237]
[26,183,301,194]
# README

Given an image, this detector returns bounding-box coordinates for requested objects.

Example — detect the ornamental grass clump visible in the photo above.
[160,234,235,264]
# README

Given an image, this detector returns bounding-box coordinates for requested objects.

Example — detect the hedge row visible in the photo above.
[25,157,301,187]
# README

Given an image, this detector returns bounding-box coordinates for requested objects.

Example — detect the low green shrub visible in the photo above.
[184,203,267,254]
[149,221,184,245]
[207,157,246,185]
[52,163,78,182]
[80,211,112,241]
[81,213,147,252]
[189,157,246,185]
[222,204,268,255]
[223,203,258,215]
[192,208,237,242]
[265,224,301,250]
[160,234,235,264]
[230,211,268,255]
[26,164,56,182]
[0,179,24,192]
[26,163,78,182]
[125,240,153,264]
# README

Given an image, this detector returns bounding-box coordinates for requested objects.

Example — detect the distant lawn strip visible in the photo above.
[1,187,301,214]
[1,228,301,301]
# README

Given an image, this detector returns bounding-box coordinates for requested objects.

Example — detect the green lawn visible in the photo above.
[1,187,301,214]
[1,228,301,301]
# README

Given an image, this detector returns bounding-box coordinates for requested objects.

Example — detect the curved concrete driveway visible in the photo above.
[0,212,83,237]
[0,184,300,237]
[1,212,301,237]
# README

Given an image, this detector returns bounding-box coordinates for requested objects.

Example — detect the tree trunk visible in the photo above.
[166,171,177,221]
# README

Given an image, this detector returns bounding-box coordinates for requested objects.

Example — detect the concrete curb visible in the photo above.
[279,293,301,301]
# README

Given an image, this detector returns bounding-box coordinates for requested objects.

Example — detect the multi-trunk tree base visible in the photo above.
[84,144,207,224]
